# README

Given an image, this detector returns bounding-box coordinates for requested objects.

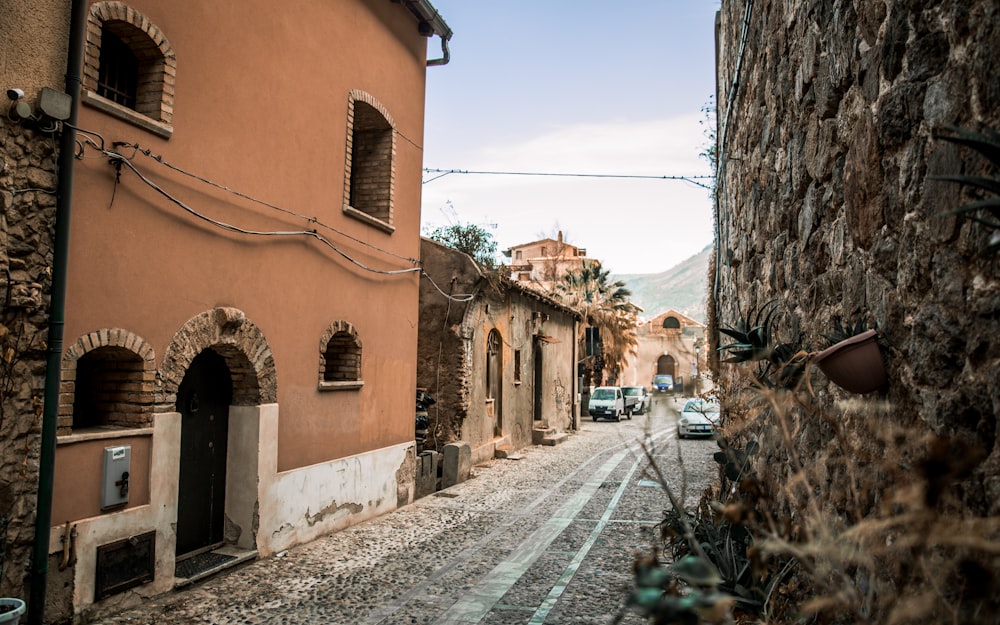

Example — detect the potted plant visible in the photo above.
[718,300,808,390]
[811,314,887,394]
[0,598,25,625]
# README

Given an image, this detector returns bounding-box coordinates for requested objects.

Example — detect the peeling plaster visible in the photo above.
[305,501,363,526]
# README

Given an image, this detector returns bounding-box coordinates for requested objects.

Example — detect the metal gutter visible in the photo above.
[396,0,453,66]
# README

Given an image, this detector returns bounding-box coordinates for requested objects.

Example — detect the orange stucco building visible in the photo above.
[9,0,452,619]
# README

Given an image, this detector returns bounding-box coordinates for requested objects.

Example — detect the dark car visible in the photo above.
[653,374,674,393]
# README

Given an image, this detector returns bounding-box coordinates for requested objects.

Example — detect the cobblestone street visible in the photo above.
[93,395,717,625]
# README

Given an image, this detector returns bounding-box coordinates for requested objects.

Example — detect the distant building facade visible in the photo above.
[503,232,590,294]
[621,310,707,394]
[419,239,581,466]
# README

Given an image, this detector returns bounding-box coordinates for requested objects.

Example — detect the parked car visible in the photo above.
[621,386,648,415]
[588,386,630,421]
[653,374,674,393]
[677,398,721,438]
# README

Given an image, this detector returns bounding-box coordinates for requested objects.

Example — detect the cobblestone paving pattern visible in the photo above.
[93,395,716,625]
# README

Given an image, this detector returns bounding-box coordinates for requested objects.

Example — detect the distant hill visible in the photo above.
[614,245,712,323]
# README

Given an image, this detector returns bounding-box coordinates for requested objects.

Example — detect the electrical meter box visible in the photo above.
[101,445,131,510]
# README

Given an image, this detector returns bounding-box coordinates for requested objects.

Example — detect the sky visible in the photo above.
[420,1,721,275]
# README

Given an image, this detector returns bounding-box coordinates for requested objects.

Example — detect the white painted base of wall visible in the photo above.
[52,404,415,618]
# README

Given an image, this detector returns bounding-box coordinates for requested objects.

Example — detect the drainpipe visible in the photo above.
[28,0,85,622]
[399,0,453,66]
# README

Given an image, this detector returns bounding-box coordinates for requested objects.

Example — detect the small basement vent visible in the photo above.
[95,531,155,600]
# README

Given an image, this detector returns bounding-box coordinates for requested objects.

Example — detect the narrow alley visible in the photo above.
[91,395,717,625]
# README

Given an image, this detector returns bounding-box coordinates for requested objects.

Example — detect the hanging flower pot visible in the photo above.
[812,329,887,394]
[0,598,25,625]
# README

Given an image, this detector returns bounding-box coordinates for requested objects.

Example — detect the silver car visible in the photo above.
[677,399,720,438]
[622,386,648,415]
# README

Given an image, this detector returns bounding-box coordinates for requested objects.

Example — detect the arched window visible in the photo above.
[83,2,175,137]
[663,316,681,329]
[61,329,156,435]
[343,90,395,232]
[319,321,363,390]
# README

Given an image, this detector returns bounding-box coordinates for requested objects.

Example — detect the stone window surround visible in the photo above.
[318,320,364,391]
[343,89,396,234]
[82,1,176,139]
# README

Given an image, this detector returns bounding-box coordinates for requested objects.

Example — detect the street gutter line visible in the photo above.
[430,450,630,625]
[432,425,675,625]
[527,446,645,624]
[359,433,626,625]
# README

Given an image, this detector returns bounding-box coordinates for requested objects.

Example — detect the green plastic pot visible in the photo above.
[0,598,25,625]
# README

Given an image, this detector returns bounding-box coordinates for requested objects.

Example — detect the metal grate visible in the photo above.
[174,551,237,579]
[95,531,156,600]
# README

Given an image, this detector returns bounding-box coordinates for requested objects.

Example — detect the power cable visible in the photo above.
[422,168,715,190]
[88,141,421,276]
[115,141,420,265]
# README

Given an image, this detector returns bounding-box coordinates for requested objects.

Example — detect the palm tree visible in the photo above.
[553,260,641,386]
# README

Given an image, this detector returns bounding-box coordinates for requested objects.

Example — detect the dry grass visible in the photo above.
[708,375,1000,625]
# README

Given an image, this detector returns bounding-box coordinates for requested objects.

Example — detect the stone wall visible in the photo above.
[0,121,56,596]
[713,0,999,512]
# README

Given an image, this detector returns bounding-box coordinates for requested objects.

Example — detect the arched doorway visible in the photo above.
[487,329,502,436]
[656,354,675,377]
[176,349,232,558]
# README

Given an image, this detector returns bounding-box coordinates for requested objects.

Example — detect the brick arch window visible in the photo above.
[343,90,396,233]
[319,321,363,391]
[60,329,156,436]
[83,2,176,138]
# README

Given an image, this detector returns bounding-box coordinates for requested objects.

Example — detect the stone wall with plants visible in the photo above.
[0,120,55,597]
[700,0,999,621]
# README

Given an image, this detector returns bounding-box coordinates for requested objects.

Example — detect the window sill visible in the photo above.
[58,425,154,445]
[342,205,395,234]
[82,90,173,139]
[319,380,365,392]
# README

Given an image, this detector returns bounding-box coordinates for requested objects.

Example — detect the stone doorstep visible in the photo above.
[494,444,516,459]
[540,432,568,446]
[173,546,258,589]
[531,427,556,445]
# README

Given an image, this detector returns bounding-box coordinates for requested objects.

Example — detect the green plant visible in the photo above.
[821,311,872,346]
[717,301,807,389]
[626,552,733,625]
[931,124,1000,254]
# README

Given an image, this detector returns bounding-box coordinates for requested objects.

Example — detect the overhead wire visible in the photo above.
[422,168,715,190]
[113,141,420,266]
[98,147,421,276]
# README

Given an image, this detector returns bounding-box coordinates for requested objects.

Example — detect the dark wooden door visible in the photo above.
[175,350,231,558]
[533,338,543,421]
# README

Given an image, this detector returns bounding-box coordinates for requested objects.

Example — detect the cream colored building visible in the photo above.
[621,310,708,395]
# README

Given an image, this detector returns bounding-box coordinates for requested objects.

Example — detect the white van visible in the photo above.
[588,386,629,421]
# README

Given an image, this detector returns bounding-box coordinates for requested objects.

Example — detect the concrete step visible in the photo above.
[540,432,568,446]
[532,428,556,445]
[494,444,515,459]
